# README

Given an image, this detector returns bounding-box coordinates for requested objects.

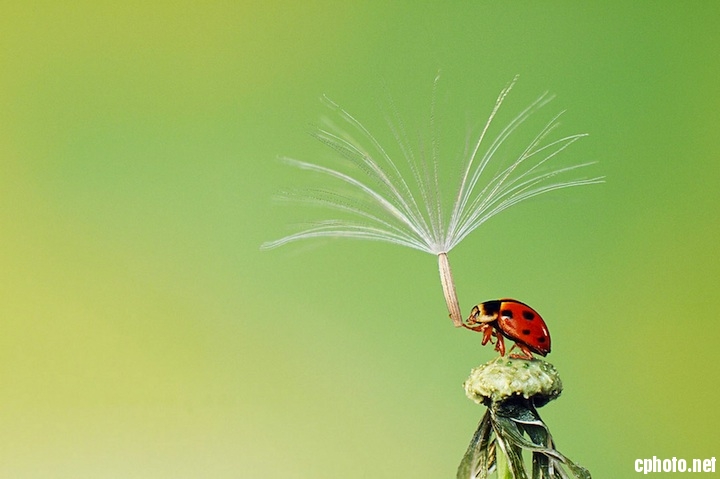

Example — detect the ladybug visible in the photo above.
[462,299,551,360]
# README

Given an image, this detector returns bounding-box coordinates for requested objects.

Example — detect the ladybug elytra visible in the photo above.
[463,299,551,360]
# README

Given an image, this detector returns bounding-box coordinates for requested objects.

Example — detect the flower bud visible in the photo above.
[463,356,562,407]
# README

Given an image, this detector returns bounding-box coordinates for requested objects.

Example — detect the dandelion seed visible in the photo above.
[262,76,603,326]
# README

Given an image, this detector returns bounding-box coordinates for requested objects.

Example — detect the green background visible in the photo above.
[1,2,718,478]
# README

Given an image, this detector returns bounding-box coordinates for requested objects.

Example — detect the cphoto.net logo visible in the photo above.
[635,456,716,474]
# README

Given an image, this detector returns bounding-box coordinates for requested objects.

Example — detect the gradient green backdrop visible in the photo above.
[1,2,718,478]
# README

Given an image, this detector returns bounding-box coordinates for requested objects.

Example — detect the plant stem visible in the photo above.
[438,252,463,327]
[496,446,512,479]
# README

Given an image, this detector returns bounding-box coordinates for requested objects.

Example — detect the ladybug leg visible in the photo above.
[509,343,534,360]
[462,315,486,333]
[495,333,506,356]
[481,324,494,346]
[462,322,485,332]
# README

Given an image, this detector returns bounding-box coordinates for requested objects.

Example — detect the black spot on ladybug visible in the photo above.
[521,329,531,335]
[522,311,535,320]
[482,300,501,316]
[500,309,513,319]
[537,337,546,343]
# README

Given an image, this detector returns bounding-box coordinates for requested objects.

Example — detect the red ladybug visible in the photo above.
[462,299,551,360]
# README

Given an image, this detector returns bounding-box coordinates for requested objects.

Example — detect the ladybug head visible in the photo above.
[467,300,501,325]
